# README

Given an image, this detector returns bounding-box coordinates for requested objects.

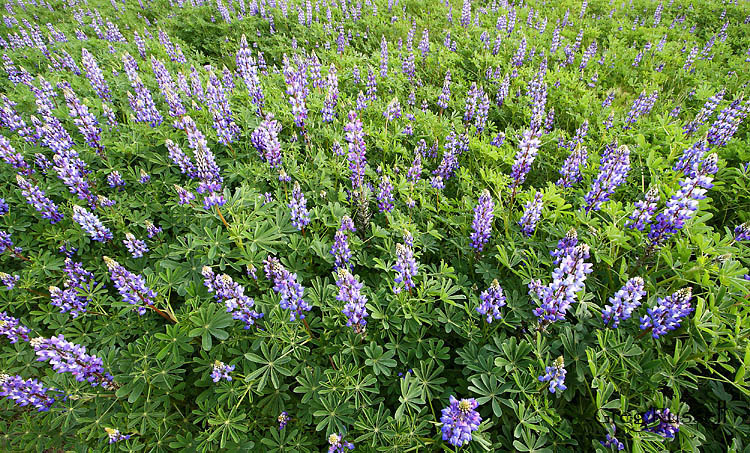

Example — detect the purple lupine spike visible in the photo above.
[49,284,88,318]
[379,35,388,77]
[0,311,30,343]
[431,132,467,189]
[626,187,660,231]
[642,408,681,439]
[81,48,111,102]
[640,288,693,338]
[518,190,543,236]
[322,64,339,122]
[289,181,311,230]
[0,374,57,411]
[393,236,418,295]
[328,432,354,452]
[0,199,7,216]
[440,396,481,447]
[673,140,709,178]
[105,428,131,444]
[103,256,157,316]
[145,221,162,239]
[683,89,725,136]
[583,143,631,212]
[491,132,505,147]
[31,335,117,388]
[539,356,567,393]
[330,230,352,270]
[174,184,196,205]
[1,95,35,143]
[282,57,309,129]
[206,71,240,145]
[139,169,151,184]
[383,97,401,122]
[211,360,234,382]
[181,116,225,209]
[201,266,263,328]
[648,154,719,246]
[344,110,367,189]
[556,145,588,187]
[122,52,163,127]
[735,223,750,242]
[337,268,368,333]
[509,130,540,194]
[707,97,748,147]
[602,277,646,328]
[551,228,577,264]
[151,56,186,118]
[107,171,125,188]
[529,241,592,324]
[437,71,451,110]
[407,151,422,183]
[59,84,104,156]
[16,175,63,223]
[0,272,19,290]
[190,66,205,103]
[165,139,196,177]
[0,134,32,174]
[250,115,282,168]
[476,279,506,323]
[470,190,494,252]
[72,205,112,242]
[123,233,148,258]
[277,412,289,430]
[463,83,479,123]
[376,175,394,213]
[263,256,311,322]
[236,35,265,113]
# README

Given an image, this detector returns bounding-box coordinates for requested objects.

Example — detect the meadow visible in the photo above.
[1,0,749,450]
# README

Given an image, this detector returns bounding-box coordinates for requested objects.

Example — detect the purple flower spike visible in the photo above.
[602,277,646,328]
[539,356,567,393]
[210,360,234,382]
[476,279,506,323]
[639,288,693,338]
[440,396,482,447]
[470,190,494,252]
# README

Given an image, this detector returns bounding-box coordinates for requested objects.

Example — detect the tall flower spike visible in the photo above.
[518,191,544,236]
[289,181,311,231]
[556,145,588,187]
[72,205,112,242]
[440,396,482,447]
[476,279,506,323]
[393,237,418,295]
[639,288,693,338]
[16,175,63,223]
[510,130,540,194]
[344,110,367,189]
[330,217,354,270]
[264,256,311,322]
[626,187,660,231]
[201,266,262,328]
[0,311,30,343]
[250,115,282,169]
[601,277,646,328]
[31,335,116,389]
[470,190,494,252]
[376,175,394,213]
[0,374,57,411]
[539,356,567,393]
[336,268,368,333]
[583,144,631,212]
[103,256,157,316]
[123,233,149,258]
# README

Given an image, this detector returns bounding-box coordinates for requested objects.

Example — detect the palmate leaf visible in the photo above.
[395,373,425,420]
[311,394,356,433]
[188,304,233,351]
[244,341,293,392]
[468,373,512,417]
[364,341,397,376]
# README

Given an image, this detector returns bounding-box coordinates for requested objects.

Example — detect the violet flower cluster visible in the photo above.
[31,335,116,389]
[440,396,482,447]
[201,266,263,328]
[328,432,354,452]
[250,115,282,169]
[16,175,63,223]
[344,110,367,189]
[642,408,681,439]
[393,233,418,295]
[0,311,30,343]
[211,360,234,382]
[72,205,112,242]
[123,233,149,258]
[476,279,506,323]
[626,187,660,231]
[264,256,311,322]
[330,216,356,270]
[518,190,544,236]
[539,356,567,393]
[470,190,494,252]
[639,288,693,338]
[509,130,541,193]
[583,144,631,212]
[601,277,646,328]
[0,374,58,411]
[336,268,368,333]
[103,256,157,316]
[289,181,311,230]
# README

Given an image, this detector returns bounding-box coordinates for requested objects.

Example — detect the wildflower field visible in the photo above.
[1,0,750,450]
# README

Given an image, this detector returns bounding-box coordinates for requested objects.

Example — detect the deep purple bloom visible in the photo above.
[289,181,311,230]
[583,144,631,212]
[72,205,112,242]
[106,428,131,444]
[81,48,111,102]
[251,115,282,168]
[642,408,681,439]
[539,356,567,393]
[626,187,660,231]
[211,360,234,382]
[510,130,540,193]
[201,266,262,328]
[330,216,355,270]
[337,268,368,333]
[476,279,506,323]
[735,223,750,241]
[264,256,311,322]
[470,190,494,252]
[16,175,63,223]
[123,233,149,258]
[174,184,196,205]
[328,432,354,452]
[206,71,240,145]
[103,256,157,316]
[31,335,116,389]
[393,235,418,294]
[181,116,225,209]
[556,145,588,188]
[640,288,693,338]
[602,277,646,328]
[165,139,196,177]
[278,412,289,430]
[0,311,30,343]
[440,396,482,447]
[344,110,367,189]
[0,272,18,290]
[673,140,710,177]
[107,171,125,188]
[376,175,394,213]
[519,191,543,236]
[0,374,57,411]
[236,35,265,112]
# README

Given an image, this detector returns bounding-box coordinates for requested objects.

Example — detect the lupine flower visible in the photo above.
[289,181,311,230]
[236,35,265,113]
[103,256,157,316]
[376,175,394,213]
[583,144,631,212]
[123,233,149,258]
[105,428,131,444]
[640,288,693,338]
[181,116,225,209]
[539,356,567,393]
[328,432,354,452]
[648,154,718,246]
[518,190,543,236]
[476,279,506,323]
[264,256,311,322]
[206,71,240,145]
[642,408,681,439]
[0,374,57,411]
[50,148,95,206]
[673,140,709,177]
[0,198,7,216]
[174,184,195,205]
[337,268,368,333]
[81,48,111,102]
[107,171,125,188]
[393,236,418,294]
[322,64,339,122]
[278,412,289,430]
[0,311,30,343]
[330,217,355,270]
[31,335,116,389]
[211,360,234,382]
[72,206,112,242]
[626,187,660,231]
[250,115,282,169]
[601,277,646,328]
[0,134,32,174]
[282,57,309,129]
[437,71,451,110]
[383,97,401,122]
[60,84,104,155]
[735,223,750,241]
[49,284,88,318]
[684,89,726,137]
[707,97,748,147]
[122,52,163,127]
[529,238,592,324]
[16,175,63,223]
[510,130,540,193]
[440,396,482,447]
[145,221,162,238]
[470,190,494,252]
[344,110,367,189]
[139,169,150,184]
[407,151,422,183]
[166,139,196,176]
[0,272,19,290]
[201,266,262,328]
[556,145,588,187]
[600,430,625,451]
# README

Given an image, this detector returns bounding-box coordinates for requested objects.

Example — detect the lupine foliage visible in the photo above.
[0,0,749,451]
